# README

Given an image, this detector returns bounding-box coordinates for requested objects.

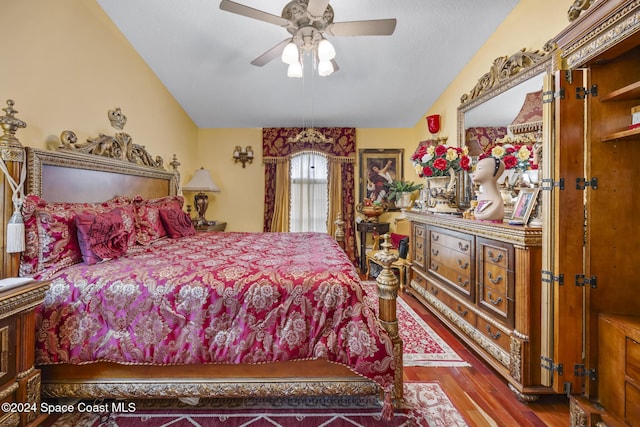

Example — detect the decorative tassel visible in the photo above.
[6,211,25,253]
[381,390,394,421]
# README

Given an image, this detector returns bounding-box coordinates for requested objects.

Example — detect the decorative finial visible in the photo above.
[0,99,27,155]
[108,107,127,130]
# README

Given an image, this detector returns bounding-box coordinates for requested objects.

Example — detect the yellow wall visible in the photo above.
[0,0,198,175]
[415,0,570,142]
[195,128,264,232]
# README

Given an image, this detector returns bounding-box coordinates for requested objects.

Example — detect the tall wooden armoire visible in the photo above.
[550,1,640,424]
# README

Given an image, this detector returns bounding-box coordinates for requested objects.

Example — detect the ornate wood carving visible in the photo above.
[59,107,165,169]
[460,47,551,105]
[42,379,380,399]
[568,0,596,22]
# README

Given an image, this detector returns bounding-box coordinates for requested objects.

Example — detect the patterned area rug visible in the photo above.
[50,382,468,427]
[361,281,469,367]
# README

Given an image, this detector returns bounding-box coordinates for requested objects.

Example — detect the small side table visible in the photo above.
[195,222,227,232]
[356,221,390,272]
[0,280,50,427]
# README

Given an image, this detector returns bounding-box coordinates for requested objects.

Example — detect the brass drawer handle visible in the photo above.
[486,325,501,340]
[457,277,469,288]
[431,249,439,256]
[457,304,468,317]
[488,271,503,284]
[430,286,439,296]
[488,250,503,263]
[487,291,503,305]
[432,234,440,241]
[430,263,439,272]
[458,242,470,252]
[457,259,469,269]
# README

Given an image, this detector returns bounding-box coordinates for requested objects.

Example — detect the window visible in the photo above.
[289,152,328,232]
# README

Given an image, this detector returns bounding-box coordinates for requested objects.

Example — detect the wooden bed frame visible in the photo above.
[8,110,404,404]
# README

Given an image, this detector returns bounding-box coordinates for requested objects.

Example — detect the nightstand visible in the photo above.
[195,222,227,232]
[0,280,50,427]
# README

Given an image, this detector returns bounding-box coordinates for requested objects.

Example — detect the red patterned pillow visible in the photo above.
[390,233,409,249]
[19,195,134,277]
[159,207,196,238]
[133,195,184,245]
[76,209,129,265]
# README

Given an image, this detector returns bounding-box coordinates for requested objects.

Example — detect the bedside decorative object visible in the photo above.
[356,198,388,222]
[182,167,220,227]
[233,145,254,168]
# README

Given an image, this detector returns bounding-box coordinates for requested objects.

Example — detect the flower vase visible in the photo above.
[395,192,413,218]
[425,168,458,213]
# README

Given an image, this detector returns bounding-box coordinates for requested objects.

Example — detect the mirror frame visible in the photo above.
[457,43,555,154]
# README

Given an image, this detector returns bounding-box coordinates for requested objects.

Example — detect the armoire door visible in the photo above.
[546,68,585,395]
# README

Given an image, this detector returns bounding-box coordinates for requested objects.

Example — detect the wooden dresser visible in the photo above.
[405,211,546,399]
[0,281,50,427]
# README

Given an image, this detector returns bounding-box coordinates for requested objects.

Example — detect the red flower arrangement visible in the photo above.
[411,144,472,178]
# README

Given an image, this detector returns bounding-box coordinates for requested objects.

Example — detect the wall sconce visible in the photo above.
[233,145,254,168]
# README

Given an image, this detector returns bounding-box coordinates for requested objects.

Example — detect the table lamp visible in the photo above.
[182,167,220,227]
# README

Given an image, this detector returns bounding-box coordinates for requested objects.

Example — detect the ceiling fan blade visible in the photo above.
[307,0,331,17]
[250,38,291,66]
[220,0,289,27]
[327,19,397,36]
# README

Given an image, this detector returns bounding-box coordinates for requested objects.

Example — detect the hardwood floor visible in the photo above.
[396,284,570,426]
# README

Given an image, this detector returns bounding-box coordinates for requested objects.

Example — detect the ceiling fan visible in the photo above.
[219,0,397,77]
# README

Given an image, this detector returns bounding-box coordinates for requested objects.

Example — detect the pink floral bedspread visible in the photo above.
[34,232,395,390]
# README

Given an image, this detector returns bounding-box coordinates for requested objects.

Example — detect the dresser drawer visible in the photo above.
[626,381,640,426]
[411,223,427,271]
[481,244,509,269]
[627,336,640,381]
[477,316,510,353]
[478,284,513,326]
[430,227,472,256]
[430,260,473,299]
[481,262,511,297]
[430,242,472,273]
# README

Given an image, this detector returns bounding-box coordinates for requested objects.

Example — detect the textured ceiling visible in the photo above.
[96,0,520,128]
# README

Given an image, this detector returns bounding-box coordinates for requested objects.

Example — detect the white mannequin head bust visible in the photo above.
[471,156,505,222]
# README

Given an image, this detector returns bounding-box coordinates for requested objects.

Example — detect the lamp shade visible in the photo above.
[182,168,220,192]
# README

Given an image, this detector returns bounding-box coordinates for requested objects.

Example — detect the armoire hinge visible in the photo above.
[576,177,598,190]
[541,356,563,375]
[542,178,564,191]
[542,88,564,103]
[576,274,597,288]
[576,84,598,99]
[575,364,598,381]
[542,271,564,286]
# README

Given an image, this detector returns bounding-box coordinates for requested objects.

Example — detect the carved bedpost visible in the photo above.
[373,233,403,402]
[0,100,27,278]
[334,213,345,249]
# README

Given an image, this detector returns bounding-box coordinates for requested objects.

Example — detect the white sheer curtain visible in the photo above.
[289,152,328,232]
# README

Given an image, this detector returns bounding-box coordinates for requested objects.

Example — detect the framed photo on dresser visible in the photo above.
[510,188,539,225]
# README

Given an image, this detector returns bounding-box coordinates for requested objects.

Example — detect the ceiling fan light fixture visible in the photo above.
[282,41,300,65]
[317,38,336,61]
[318,59,334,77]
[287,62,303,78]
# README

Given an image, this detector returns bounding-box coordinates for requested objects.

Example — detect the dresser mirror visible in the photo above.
[457,44,557,387]
[457,46,554,158]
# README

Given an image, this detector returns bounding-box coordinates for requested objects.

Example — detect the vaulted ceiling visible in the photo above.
[96,0,520,128]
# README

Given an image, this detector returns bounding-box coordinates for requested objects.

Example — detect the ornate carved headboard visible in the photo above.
[25,107,180,203]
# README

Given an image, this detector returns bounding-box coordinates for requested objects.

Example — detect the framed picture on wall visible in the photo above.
[509,188,539,225]
[358,148,404,210]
